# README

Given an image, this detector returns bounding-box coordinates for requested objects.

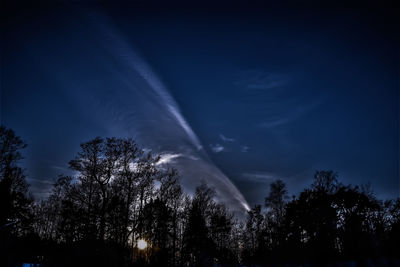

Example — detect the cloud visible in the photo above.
[26,178,55,200]
[210,144,224,153]
[235,70,288,90]
[235,69,322,129]
[185,155,200,161]
[51,165,71,174]
[258,101,322,129]
[259,116,293,128]
[156,153,182,165]
[241,145,249,153]
[27,178,54,185]
[241,172,276,183]
[219,134,235,142]
[142,148,152,154]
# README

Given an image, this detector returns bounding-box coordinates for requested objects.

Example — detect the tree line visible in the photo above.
[0,125,399,266]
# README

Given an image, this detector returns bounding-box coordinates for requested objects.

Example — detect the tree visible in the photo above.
[157,168,183,266]
[282,171,340,263]
[241,205,264,265]
[334,184,383,260]
[312,170,338,194]
[182,183,215,267]
[112,138,141,246]
[385,198,400,257]
[265,179,288,236]
[5,125,398,267]
[33,175,73,241]
[68,137,105,240]
[0,125,32,236]
[209,204,236,265]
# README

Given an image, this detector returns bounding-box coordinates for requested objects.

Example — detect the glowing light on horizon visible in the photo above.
[137,239,148,250]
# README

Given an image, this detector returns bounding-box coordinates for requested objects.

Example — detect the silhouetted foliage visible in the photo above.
[0,126,35,266]
[0,126,32,234]
[1,126,399,266]
[240,172,400,266]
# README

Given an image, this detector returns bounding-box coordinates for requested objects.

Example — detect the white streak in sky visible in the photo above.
[76,10,250,214]
[86,11,202,150]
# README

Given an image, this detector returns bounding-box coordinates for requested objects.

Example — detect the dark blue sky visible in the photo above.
[2,2,399,211]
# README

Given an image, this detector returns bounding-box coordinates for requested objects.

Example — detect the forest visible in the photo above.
[1,125,399,267]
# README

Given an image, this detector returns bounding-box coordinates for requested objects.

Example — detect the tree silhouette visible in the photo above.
[182,183,215,267]
[0,126,32,235]
[0,126,34,266]
[1,126,400,266]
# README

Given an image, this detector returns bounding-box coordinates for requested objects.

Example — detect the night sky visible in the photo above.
[2,1,399,214]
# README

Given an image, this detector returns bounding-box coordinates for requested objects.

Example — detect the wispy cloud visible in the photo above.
[241,145,249,153]
[235,70,288,90]
[235,69,322,129]
[27,178,55,185]
[51,165,71,173]
[258,116,293,128]
[156,153,182,165]
[210,144,224,153]
[258,101,322,129]
[219,134,235,142]
[26,178,55,200]
[241,172,276,183]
